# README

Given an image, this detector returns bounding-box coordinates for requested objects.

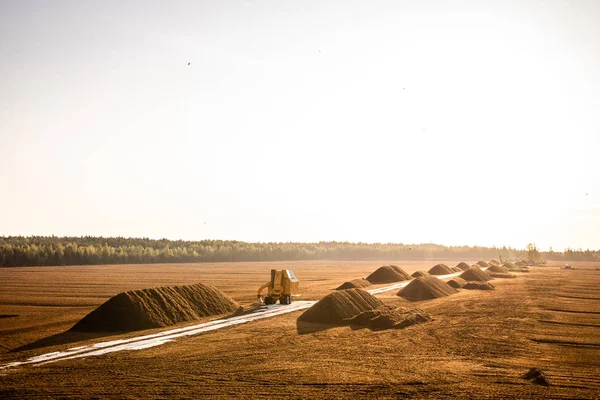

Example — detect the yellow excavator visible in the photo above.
[256,269,299,305]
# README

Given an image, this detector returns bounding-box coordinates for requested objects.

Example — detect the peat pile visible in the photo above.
[455,262,471,271]
[515,261,532,269]
[489,259,501,266]
[460,266,494,282]
[503,262,523,272]
[71,283,239,332]
[489,273,517,279]
[428,264,454,275]
[366,265,411,284]
[397,277,457,301]
[463,282,495,290]
[487,264,509,273]
[298,289,383,325]
[447,277,467,288]
[476,260,490,269]
[522,368,551,386]
[411,270,430,278]
[336,278,371,290]
[504,262,530,272]
[344,305,433,330]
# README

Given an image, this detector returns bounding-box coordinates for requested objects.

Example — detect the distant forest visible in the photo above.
[0,236,597,267]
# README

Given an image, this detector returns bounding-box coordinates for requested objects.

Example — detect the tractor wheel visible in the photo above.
[280,295,291,305]
[264,296,275,305]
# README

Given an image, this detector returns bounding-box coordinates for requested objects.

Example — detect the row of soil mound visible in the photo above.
[71,283,239,332]
[459,266,494,282]
[447,277,467,288]
[336,278,372,290]
[299,289,432,330]
[366,265,411,284]
[463,282,495,290]
[428,264,454,275]
[397,277,457,301]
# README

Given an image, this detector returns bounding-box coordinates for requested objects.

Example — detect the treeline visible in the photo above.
[0,236,597,267]
[544,248,600,262]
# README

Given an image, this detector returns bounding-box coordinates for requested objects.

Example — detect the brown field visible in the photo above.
[1,260,600,399]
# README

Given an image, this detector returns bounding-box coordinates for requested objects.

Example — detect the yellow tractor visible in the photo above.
[257,269,299,305]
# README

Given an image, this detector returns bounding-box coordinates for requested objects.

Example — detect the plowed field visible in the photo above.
[1,261,599,399]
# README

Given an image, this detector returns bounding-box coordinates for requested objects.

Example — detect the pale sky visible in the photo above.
[1,0,599,251]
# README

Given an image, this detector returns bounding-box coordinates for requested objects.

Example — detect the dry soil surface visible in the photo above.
[1,260,599,399]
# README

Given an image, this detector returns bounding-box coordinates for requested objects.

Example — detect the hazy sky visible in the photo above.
[1,0,599,250]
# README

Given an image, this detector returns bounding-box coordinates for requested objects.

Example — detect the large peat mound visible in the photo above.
[428,264,454,275]
[455,262,471,271]
[502,262,518,271]
[298,288,383,325]
[411,270,430,278]
[344,305,433,330]
[397,277,457,301]
[366,265,411,284]
[336,278,372,290]
[476,260,490,269]
[515,261,527,267]
[489,259,501,266]
[447,277,468,288]
[71,283,239,332]
[463,282,495,290]
[487,264,509,273]
[460,266,494,282]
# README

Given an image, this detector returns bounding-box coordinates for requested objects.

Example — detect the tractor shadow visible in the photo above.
[11,329,119,353]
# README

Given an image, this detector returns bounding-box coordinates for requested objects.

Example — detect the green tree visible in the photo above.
[526,243,541,263]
